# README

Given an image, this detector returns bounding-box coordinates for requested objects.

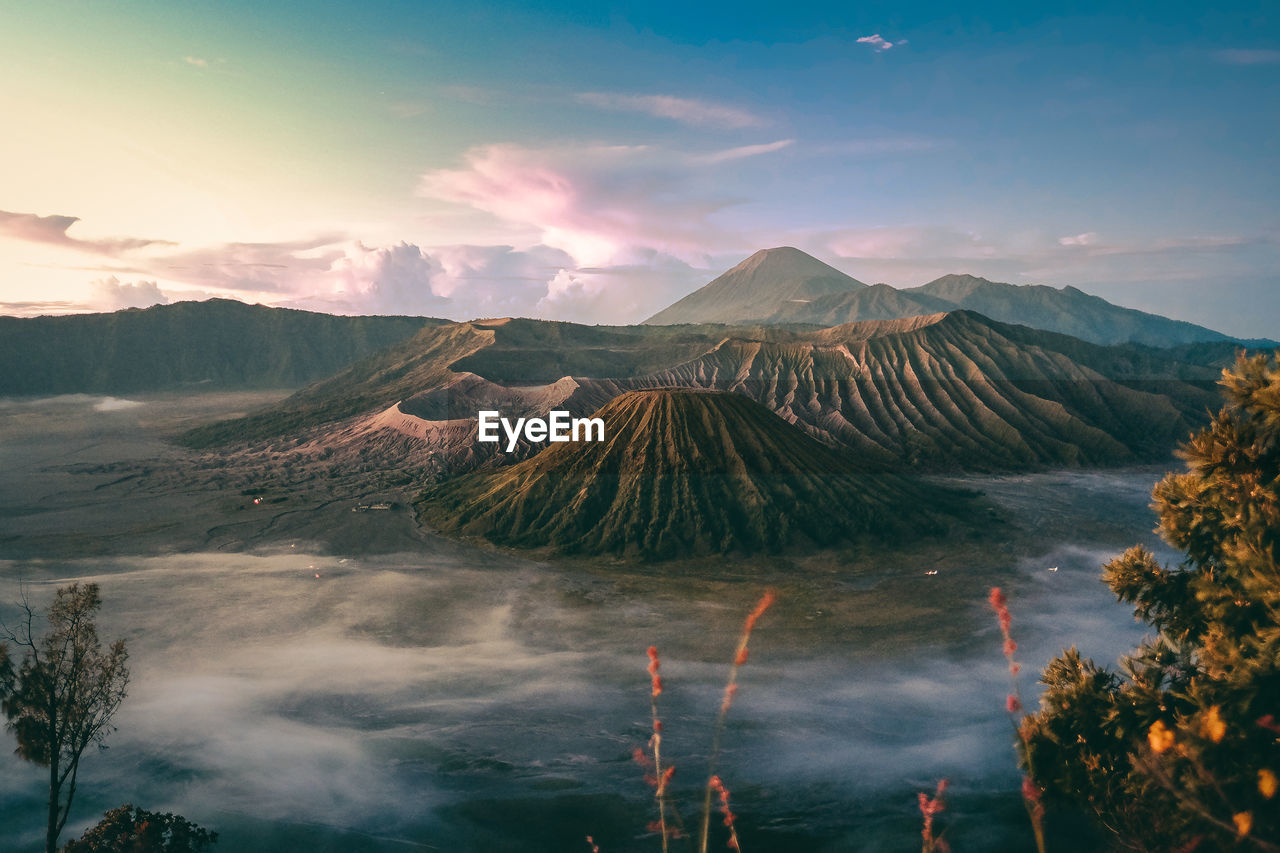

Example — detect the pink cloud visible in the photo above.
[89,277,170,310]
[0,209,173,255]
[418,143,740,266]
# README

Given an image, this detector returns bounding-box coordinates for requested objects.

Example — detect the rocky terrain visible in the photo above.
[417,389,977,559]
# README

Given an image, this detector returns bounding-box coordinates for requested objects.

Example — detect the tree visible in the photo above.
[1022,352,1280,851]
[0,583,131,853]
[61,804,217,853]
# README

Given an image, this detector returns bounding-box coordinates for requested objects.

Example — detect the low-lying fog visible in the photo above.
[0,394,1178,851]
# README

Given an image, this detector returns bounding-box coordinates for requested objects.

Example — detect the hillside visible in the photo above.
[644,247,866,325]
[183,311,1223,474]
[417,389,974,559]
[0,299,444,395]
[764,282,954,325]
[904,274,1236,346]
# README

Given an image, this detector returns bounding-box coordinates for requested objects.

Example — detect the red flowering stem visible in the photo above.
[647,646,672,853]
[918,778,948,853]
[699,591,776,853]
[709,775,742,852]
[989,587,1046,853]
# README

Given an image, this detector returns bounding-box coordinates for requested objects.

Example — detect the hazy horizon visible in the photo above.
[1,3,1277,336]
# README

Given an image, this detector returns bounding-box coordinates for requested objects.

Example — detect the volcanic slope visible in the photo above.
[569,311,1222,470]
[417,389,974,559]
[643,246,867,325]
[183,312,1222,475]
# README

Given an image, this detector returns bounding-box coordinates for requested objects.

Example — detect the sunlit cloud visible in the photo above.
[0,300,86,316]
[534,252,708,324]
[418,142,740,266]
[183,56,209,68]
[0,209,174,255]
[576,92,767,128]
[89,276,170,311]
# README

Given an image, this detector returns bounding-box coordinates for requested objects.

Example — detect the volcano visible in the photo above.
[643,246,866,326]
[416,389,974,559]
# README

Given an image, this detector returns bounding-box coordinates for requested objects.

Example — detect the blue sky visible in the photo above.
[1,1,1277,335]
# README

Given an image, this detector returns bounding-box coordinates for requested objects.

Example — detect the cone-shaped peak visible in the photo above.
[417,389,969,559]
[645,248,866,325]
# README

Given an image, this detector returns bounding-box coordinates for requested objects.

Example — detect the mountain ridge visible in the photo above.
[181,310,1225,475]
[0,299,446,395]
[645,248,1264,348]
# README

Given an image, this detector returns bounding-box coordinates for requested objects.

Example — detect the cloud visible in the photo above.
[326,243,450,314]
[534,252,709,324]
[307,242,574,318]
[1058,232,1098,247]
[89,276,170,310]
[696,139,795,164]
[418,143,740,266]
[856,34,906,52]
[0,300,86,317]
[576,92,767,128]
[825,226,999,261]
[3,201,683,324]
[183,56,209,68]
[1055,234,1254,257]
[154,235,348,294]
[1212,49,1280,65]
[0,209,173,255]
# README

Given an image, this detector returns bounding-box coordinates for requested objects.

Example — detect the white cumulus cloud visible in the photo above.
[857,34,906,52]
[89,277,170,310]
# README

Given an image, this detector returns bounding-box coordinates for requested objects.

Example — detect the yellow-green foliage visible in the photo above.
[1024,352,1280,851]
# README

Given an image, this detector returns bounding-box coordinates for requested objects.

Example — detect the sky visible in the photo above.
[1,0,1277,336]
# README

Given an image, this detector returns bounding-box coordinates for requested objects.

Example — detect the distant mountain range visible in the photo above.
[1,251,1268,401]
[0,300,444,395]
[645,247,1270,348]
[418,389,975,559]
